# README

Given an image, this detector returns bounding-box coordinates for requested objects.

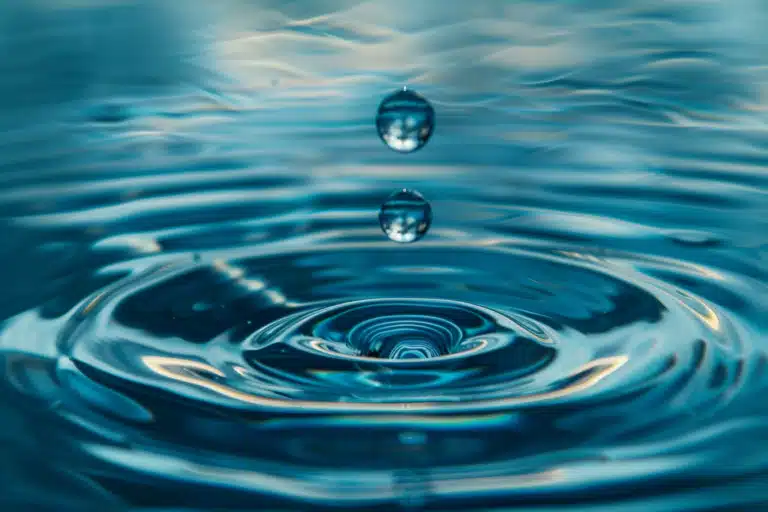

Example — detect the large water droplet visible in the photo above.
[379,189,432,243]
[375,88,435,153]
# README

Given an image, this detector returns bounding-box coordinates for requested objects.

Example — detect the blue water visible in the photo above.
[0,1,767,510]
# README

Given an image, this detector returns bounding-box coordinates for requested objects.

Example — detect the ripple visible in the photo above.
[2,185,767,511]
[3,254,764,508]
[1,0,767,510]
[4,238,762,427]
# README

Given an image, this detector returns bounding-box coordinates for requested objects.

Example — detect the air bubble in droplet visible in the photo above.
[375,88,435,153]
[379,189,432,243]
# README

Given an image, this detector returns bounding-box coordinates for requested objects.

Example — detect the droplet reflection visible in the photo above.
[379,189,433,243]
[376,88,435,153]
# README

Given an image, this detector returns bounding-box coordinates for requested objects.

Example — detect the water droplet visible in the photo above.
[379,189,432,243]
[376,88,435,153]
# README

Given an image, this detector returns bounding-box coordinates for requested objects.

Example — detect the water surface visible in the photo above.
[0,1,767,510]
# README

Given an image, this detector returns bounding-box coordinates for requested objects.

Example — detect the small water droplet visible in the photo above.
[376,89,435,153]
[379,189,432,243]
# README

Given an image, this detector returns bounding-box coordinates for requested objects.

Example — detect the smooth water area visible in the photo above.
[0,1,767,510]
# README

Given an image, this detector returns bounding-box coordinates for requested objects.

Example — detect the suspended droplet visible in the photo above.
[375,88,435,153]
[379,189,432,243]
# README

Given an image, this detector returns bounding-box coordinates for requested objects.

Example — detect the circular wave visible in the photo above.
[0,1,767,509]
[3,231,765,509]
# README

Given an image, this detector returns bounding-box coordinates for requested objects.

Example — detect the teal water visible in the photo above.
[0,1,767,510]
